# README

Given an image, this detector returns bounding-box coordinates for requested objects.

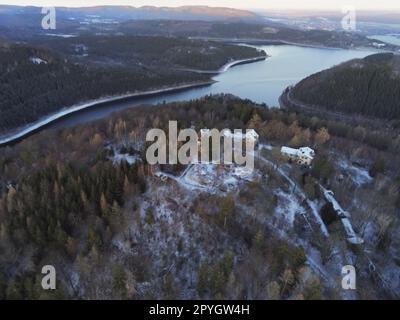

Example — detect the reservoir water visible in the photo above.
[51,45,373,129]
[368,34,400,46]
[3,44,375,144]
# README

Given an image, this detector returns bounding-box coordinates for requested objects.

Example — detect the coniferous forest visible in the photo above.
[291,53,400,120]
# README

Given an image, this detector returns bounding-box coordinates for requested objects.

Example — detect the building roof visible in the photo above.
[200,128,259,140]
[281,146,315,159]
[223,129,259,140]
[200,129,210,137]
[246,129,259,139]
[281,146,299,156]
[299,147,315,158]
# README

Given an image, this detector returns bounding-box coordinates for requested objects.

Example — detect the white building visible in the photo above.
[201,129,258,143]
[223,129,259,147]
[372,42,386,48]
[281,146,315,166]
[199,129,259,149]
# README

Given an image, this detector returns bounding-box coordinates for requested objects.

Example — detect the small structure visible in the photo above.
[281,146,315,166]
[323,190,350,219]
[200,129,259,146]
[223,129,259,146]
[199,129,259,161]
[320,185,363,245]
[372,42,386,48]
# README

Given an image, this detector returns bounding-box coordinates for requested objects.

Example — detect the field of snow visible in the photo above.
[338,159,373,186]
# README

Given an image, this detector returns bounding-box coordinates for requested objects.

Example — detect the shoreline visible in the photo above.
[218,55,267,72]
[190,36,347,50]
[0,81,215,147]
[190,36,389,52]
[174,55,267,74]
[0,54,268,147]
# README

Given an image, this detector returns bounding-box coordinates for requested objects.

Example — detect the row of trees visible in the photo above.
[0,155,147,299]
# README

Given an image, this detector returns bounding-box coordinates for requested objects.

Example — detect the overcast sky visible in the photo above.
[0,0,398,11]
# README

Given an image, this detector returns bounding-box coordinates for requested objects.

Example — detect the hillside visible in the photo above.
[290,53,400,120]
[0,95,399,299]
[32,35,266,70]
[0,42,203,135]
[0,37,264,135]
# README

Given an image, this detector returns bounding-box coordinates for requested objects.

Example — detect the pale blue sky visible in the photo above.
[0,0,398,11]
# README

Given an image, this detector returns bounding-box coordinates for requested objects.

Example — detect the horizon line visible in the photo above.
[0,3,400,12]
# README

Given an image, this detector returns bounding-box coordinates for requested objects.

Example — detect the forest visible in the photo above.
[0,37,264,134]
[291,53,400,121]
[32,35,265,70]
[0,95,399,299]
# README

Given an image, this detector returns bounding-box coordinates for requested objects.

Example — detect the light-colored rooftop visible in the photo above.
[281,146,299,156]
[200,129,259,141]
[281,146,315,159]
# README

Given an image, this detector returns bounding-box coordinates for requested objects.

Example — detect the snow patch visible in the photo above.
[45,33,77,38]
[338,159,373,186]
[111,153,140,165]
[275,189,304,226]
[30,57,47,65]
[259,143,272,151]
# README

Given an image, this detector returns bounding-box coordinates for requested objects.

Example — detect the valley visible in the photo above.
[0,44,373,146]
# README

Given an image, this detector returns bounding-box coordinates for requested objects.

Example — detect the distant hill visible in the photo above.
[0,5,382,50]
[66,5,260,21]
[0,5,262,27]
[290,53,400,120]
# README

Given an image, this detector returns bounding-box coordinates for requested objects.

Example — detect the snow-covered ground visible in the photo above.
[275,189,304,226]
[255,152,329,237]
[156,162,259,194]
[129,182,245,298]
[259,143,272,151]
[45,33,77,38]
[30,57,48,65]
[338,159,373,186]
[319,184,364,244]
[111,153,140,165]
[123,141,393,299]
